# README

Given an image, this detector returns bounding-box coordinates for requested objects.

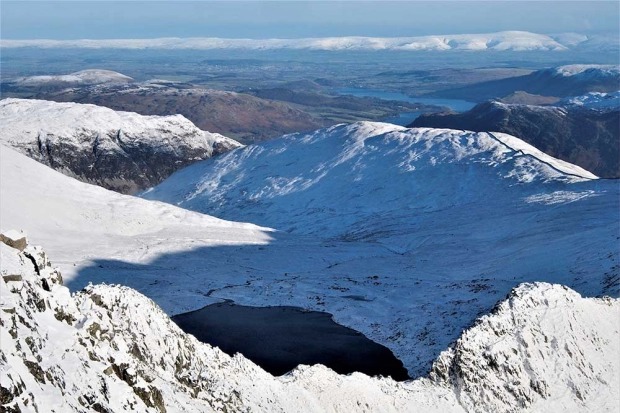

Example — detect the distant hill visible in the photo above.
[2,71,324,144]
[430,65,620,102]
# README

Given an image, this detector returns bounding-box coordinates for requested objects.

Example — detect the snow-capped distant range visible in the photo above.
[10,69,133,86]
[0,98,241,193]
[2,236,618,412]
[0,31,614,51]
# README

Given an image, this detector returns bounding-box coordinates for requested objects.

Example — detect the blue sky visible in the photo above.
[1,1,618,39]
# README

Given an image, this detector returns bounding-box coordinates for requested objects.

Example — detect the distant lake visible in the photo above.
[333,87,476,126]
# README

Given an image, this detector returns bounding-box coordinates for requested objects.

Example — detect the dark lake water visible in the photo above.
[333,87,476,126]
[172,302,410,381]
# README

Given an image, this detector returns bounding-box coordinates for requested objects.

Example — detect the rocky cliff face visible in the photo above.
[1,233,618,412]
[0,98,242,193]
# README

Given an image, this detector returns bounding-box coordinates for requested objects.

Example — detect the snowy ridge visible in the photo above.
[560,91,620,110]
[0,31,583,51]
[143,122,597,236]
[429,283,620,412]
[0,98,241,193]
[0,98,234,147]
[1,238,618,412]
[11,69,134,86]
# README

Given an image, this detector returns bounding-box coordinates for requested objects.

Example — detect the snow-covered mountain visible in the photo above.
[2,120,619,411]
[550,64,620,78]
[10,69,134,87]
[0,98,241,193]
[412,98,620,178]
[0,31,603,51]
[140,122,619,371]
[143,122,599,237]
[1,235,618,412]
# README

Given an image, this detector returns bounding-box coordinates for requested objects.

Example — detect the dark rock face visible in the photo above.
[172,302,410,381]
[22,130,233,194]
[412,102,620,178]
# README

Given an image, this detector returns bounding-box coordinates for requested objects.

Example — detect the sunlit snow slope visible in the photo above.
[143,122,600,239]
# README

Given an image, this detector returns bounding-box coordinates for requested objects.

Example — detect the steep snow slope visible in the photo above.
[0,98,241,193]
[0,31,584,51]
[1,238,618,412]
[0,145,273,305]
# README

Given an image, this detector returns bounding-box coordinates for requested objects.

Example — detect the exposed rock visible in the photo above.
[0,230,27,251]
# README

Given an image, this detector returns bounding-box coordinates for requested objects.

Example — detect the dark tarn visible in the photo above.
[172,302,410,381]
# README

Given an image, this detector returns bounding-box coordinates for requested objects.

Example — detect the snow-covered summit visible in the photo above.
[0,98,241,193]
[11,69,134,86]
[143,121,597,236]
[1,235,617,412]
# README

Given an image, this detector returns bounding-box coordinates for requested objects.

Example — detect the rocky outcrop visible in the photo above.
[1,233,618,412]
[0,98,242,193]
[429,283,619,412]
